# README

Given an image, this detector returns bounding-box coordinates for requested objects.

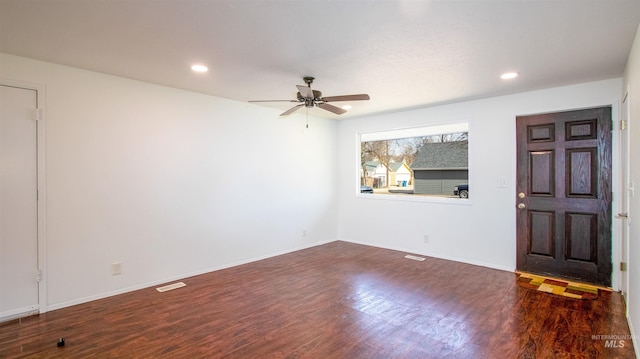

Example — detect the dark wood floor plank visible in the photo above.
[0,241,634,358]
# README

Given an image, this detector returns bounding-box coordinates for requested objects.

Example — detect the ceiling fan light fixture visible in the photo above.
[191,64,208,73]
[501,72,519,80]
[249,76,370,117]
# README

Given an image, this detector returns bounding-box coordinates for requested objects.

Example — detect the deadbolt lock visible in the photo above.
[518,192,526,199]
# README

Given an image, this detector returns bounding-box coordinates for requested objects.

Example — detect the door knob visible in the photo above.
[518,203,526,209]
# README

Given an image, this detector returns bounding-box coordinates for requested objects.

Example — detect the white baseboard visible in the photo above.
[628,311,639,359]
[0,305,39,323]
[47,240,333,312]
[339,238,514,273]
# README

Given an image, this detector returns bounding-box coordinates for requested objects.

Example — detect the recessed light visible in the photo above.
[501,72,519,80]
[341,105,352,110]
[191,64,208,73]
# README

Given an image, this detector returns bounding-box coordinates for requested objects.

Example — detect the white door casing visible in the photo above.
[619,89,631,299]
[0,80,46,321]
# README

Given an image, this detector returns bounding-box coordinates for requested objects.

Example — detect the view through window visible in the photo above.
[359,123,469,199]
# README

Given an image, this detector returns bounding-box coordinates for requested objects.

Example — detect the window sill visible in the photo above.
[355,192,472,205]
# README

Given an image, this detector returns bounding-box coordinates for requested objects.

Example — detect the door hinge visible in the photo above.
[32,109,42,121]
[620,262,627,272]
[36,270,42,282]
[620,120,628,130]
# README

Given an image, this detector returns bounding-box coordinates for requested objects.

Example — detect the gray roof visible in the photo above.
[364,161,379,172]
[411,141,468,170]
[388,162,406,171]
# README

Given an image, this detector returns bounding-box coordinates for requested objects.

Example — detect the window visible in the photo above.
[359,123,469,200]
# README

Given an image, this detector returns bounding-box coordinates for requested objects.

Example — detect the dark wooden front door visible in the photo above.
[516,107,612,286]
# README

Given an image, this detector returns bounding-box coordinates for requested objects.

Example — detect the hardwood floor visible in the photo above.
[0,241,634,358]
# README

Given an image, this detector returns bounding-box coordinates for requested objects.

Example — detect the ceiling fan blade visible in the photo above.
[318,103,347,115]
[296,85,314,99]
[249,100,297,103]
[322,94,370,102]
[280,104,304,116]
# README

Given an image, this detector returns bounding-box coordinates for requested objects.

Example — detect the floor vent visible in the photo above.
[156,282,186,292]
[404,255,425,261]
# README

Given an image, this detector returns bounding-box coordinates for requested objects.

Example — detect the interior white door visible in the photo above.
[0,84,39,320]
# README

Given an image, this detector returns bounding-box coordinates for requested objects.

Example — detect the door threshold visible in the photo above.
[515,271,613,292]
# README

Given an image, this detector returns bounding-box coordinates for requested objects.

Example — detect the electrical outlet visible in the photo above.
[112,262,122,276]
[423,235,429,243]
[302,229,308,238]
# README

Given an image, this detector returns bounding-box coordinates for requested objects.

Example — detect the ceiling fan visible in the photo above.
[249,76,370,117]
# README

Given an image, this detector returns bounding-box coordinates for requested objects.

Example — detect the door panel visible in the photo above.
[565,212,597,262]
[530,150,554,195]
[516,107,612,286]
[0,84,39,319]
[529,211,555,257]
[566,148,597,197]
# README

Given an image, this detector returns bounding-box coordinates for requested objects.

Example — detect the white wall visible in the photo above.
[337,79,622,278]
[622,22,640,358]
[0,53,339,310]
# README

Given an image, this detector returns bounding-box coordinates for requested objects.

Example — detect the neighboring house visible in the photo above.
[411,141,468,195]
[388,161,412,186]
[362,160,413,188]
[361,161,388,188]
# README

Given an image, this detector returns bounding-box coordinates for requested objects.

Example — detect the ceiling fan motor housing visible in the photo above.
[297,90,322,101]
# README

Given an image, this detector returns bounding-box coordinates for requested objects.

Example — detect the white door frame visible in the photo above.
[1,78,47,315]
[619,88,631,299]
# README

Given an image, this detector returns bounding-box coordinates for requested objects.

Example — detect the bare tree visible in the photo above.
[438,132,468,142]
[361,140,392,187]
[360,142,373,185]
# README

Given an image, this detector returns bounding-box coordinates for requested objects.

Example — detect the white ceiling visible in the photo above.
[1,0,639,119]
